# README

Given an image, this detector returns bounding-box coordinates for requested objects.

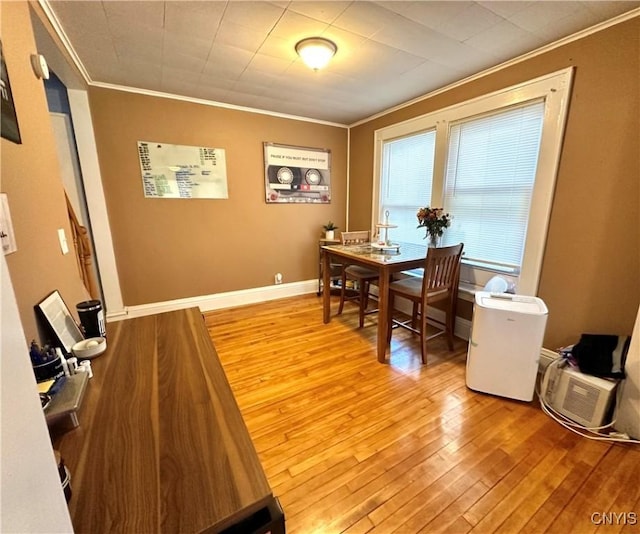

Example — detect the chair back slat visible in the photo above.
[341,231,371,245]
[422,244,464,297]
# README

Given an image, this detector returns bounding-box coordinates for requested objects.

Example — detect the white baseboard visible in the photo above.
[107,279,318,321]
[106,279,472,342]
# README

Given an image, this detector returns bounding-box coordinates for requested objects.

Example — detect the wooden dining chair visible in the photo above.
[387,243,464,363]
[337,231,379,328]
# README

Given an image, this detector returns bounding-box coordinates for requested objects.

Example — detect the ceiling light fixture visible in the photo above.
[295,37,337,71]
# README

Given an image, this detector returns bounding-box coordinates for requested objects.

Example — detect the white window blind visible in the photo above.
[380,130,436,244]
[442,101,544,272]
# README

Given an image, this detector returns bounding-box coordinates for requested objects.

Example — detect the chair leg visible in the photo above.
[411,302,419,330]
[446,300,455,351]
[420,303,428,364]
[337,269,347,315]
[363,281,370,310]
[358,281,367,328]
[387,292,395,345]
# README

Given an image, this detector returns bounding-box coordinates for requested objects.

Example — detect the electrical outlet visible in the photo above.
[275,273,283,285]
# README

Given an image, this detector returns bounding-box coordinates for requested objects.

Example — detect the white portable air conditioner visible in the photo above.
[542,366,618,428]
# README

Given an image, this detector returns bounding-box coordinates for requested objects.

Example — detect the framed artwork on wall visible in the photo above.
[264,142,331,203]
[35,290,84,354]
[0,40,22,145]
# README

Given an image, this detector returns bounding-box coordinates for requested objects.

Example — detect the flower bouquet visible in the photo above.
[417,207,451,246]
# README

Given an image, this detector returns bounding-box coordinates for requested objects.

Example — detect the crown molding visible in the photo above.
[89,82,348,128]
[349,8,640,128]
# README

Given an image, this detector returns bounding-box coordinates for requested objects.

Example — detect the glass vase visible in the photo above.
[428,234,440,248]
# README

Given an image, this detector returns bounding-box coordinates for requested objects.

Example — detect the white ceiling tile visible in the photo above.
[109,24,164,50]
[164,1,226,41]
[223,1,286,33]
[162,49,207,73]
[160,78,201,97]
[465,19,543,59]
[102,0,165,26]
[215,20,270,53]
[203,43,254,77]
[580,0,640,19]
[162,65,202,86]
[479,1,535,19]
[270,10,332,40]
[438,3,505,42]
[113,39,162,64]
[379,1,474,31]
[257,34,299,61]
[164,33,213,62]
[287,1,352,23]
[247,54,295,75]
[197,74,236,92]
[49,1,110,39]
[508,2,583,33]
[117,56,162,79]
[429,42,496,74]
[533,11,602,42]
[332,2,397,38]
[85,54,122,82]
[39,0,638,124]
[397,60,465,92]
[371,18,449,58]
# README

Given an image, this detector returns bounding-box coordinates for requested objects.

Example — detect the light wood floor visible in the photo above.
[204,295,640,534]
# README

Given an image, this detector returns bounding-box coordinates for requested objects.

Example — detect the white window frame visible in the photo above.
[372,67,574,297]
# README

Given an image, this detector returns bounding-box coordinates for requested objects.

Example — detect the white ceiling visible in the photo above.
[43,1,639,125]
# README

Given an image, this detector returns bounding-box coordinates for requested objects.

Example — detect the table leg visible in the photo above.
[322,250,331,323]
[377,268,390,363]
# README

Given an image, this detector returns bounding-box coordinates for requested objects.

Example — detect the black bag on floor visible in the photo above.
[572,334,630,379]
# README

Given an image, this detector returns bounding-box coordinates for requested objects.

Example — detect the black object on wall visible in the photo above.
[0,40,22,144]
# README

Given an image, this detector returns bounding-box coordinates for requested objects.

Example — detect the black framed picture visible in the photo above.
[0,40,22,144]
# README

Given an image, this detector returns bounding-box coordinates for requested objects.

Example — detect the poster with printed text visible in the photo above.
[264,142,331,203]
[137,141,228,199]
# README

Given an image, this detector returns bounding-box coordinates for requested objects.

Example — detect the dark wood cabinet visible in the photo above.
[51,308,284,533]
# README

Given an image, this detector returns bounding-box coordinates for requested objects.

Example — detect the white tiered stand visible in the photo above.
[372,210,400,252]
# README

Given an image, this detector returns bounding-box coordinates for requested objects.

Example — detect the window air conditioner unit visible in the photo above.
[542,366,618,428]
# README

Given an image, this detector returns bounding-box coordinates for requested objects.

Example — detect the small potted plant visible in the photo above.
[323,221,338,240]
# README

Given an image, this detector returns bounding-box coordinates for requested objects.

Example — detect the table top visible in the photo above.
[52,307,273,533]
[322,241,428,267]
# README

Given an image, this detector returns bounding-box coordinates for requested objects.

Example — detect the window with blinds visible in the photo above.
[442,101,545,273]
[372,68,572,294]
[380,130,436,244]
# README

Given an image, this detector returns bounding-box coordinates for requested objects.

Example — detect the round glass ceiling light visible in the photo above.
[295,37,337,71]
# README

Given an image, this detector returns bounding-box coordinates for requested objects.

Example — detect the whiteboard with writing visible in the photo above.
[137,141,228,199]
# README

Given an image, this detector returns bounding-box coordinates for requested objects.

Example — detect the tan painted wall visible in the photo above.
[1,2,89,343]
[88,87,347,306]
[349,18,640,349]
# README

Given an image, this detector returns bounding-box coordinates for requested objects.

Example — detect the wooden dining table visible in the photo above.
[322,241,429,363]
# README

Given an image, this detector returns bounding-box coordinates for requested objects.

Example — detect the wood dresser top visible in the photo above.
[52,307,272,533]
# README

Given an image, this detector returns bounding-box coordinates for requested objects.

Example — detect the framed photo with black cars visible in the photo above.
[0,40,22,145]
